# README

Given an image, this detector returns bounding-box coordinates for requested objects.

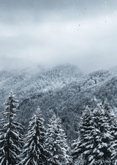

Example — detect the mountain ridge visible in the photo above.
[0,64,116,140]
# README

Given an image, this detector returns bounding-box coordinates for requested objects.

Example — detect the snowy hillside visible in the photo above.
[0,64,117,140]
[0,64,82,103]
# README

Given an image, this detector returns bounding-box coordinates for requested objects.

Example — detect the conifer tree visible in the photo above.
[20,108,49,165]
[46,114,72,165]
[102,99,117,165]
[0,92,23,165]
[72,101,116,165]
[72,106,93,165]
[112,124,117,165]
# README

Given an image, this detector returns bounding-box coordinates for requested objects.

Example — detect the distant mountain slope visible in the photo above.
[0,64,82,106]
[0,64,116,140]
[18,69,113,140]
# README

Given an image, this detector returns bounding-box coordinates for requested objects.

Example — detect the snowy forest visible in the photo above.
[0,0,117,164]
[0,65,117,165]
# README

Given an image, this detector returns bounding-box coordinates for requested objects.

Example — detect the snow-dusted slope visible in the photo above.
[0,64,83,103]
[0,64,116,140]
[17,67,114,140]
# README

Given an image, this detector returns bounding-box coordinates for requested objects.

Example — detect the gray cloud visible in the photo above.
[0,0,117,72]
[0,0,117,23]
[0,0,117,11]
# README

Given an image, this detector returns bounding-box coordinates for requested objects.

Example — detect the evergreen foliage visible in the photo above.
[20,108,49,165]
[72,100,116,165]
[0,92,23,165]
[46,114,73,165]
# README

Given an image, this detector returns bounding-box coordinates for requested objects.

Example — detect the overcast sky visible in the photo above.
[0,0,117,72]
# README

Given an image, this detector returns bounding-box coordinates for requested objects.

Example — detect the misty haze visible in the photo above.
[0,0,117,72]
[0,0,117,165]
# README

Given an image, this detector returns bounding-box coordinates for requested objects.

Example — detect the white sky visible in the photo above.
[0,0,117,72]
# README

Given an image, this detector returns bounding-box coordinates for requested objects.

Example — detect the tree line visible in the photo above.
[0,93,117,165]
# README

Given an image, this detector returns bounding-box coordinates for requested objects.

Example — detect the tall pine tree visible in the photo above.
[0,92,23,165]
[72,100,116,165]
[72,106,94,165]
[102,99,117,165]
[46,114,72,165]
[20,108,49,165]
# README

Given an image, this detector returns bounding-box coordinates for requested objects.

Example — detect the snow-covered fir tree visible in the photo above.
[72,100,116,165]
[111,119,117,165]
[20,108,49,165]
[45,114,73,165]
[102,99,117,165]
[0,92,23,165]
[72,106,93,165]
